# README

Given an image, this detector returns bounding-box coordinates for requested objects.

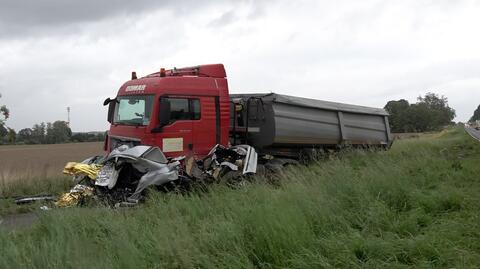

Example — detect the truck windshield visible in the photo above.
[114,95,154,126]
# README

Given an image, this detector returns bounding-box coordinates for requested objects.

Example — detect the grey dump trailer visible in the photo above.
[230,93,392,157]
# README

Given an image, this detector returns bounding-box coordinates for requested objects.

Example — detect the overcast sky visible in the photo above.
[1,0,479,131]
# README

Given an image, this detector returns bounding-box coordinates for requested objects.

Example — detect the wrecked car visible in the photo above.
[60,143,265,207]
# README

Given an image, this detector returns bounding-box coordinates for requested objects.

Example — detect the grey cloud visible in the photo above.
[1,1,161,24]
[207,10,237,28]
[0,0,269,39]
[246,4,266,20]
[0,0,222,38]
[206,0,272,28]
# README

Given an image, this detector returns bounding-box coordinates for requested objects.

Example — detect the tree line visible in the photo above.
[384,92,457,133]
[0,93,105,145]
[0,120,106,145]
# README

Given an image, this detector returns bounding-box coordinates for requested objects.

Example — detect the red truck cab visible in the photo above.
[104,64,230,158]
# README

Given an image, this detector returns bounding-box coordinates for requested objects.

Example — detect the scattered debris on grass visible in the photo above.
[12,144,299,209]
[55,184,94,207]
[14,195,56,205]
[63,162,102,180]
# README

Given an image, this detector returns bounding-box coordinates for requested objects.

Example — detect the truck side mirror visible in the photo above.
[103,98,112,106]
[104,97,117,123]
[159,97,171,127]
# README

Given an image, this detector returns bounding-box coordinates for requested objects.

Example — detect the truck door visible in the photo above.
[156,97,194,156]
[192,96,218,157]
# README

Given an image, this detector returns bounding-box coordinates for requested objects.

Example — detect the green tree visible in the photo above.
[0,93,9,127]
[17,128,33,143]
[384,99,410,132]
[417,92,456,129]
[405,103,434,132]
[45,122,53,144]
[71,132,106,142]
[31,123,46,144]
[0,124,7,144]
[46,121,72,143]
[470,105,480,122]
[0,124,7,138]
[385,92,455,133]
[7,128,16,144]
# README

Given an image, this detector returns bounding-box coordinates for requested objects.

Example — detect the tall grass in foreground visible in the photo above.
[1,127,479,268]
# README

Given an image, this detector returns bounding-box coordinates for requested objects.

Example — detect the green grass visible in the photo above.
[0,176,74,216]
[1,127,479,268]
[0,176,74,198]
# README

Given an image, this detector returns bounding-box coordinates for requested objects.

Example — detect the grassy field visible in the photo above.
[0,142,103,198]
[0,127,479,268]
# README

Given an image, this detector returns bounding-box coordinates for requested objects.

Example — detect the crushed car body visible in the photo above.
[58,145,181,206]
[55,144,262,207]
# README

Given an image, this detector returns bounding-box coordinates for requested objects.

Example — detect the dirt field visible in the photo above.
[0,142,104,182]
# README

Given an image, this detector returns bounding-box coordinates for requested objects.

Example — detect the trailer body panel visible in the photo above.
[230,93,392,153]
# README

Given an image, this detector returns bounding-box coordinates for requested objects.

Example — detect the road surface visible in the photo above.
[465,126,480,141]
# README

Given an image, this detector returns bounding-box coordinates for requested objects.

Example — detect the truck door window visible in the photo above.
[169,98,190,122]
[165,98,201,124]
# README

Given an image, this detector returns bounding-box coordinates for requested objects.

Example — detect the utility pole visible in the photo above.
[67,106,70,127]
